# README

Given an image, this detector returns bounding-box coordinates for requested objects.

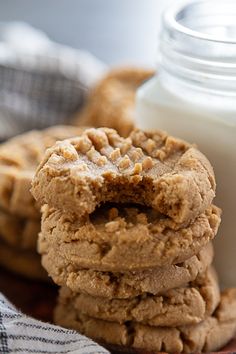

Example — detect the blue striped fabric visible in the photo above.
[0,293,109,354]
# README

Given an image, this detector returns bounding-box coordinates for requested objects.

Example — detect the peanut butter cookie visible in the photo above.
[40,242,213,298]
[54,288,236,354]
[32,128,216,224]
[0,125,85,219]
[74,67,154,137]
[57,266,220,327]
[38,204,220,271]
[0,240,48,281]
[0,209,40,251]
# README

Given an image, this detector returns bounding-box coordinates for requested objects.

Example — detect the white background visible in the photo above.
[0,0,175,67]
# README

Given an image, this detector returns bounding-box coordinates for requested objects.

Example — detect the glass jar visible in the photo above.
[136,0,236,287]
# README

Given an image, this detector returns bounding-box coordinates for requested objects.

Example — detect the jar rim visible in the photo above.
[159,0,236,93]
[163,0,236,45]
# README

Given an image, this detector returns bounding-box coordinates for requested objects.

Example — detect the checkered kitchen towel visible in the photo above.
[0,22,107,140]
[0,293,109,354]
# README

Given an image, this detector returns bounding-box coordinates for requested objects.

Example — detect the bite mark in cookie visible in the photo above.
[32,128,216,224]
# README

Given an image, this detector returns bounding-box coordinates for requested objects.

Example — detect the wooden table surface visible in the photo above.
[1,267,236,354]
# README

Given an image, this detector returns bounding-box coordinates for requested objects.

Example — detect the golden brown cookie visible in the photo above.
[40,242,213,298]
[57,266,220,327]
[0,240,48,281]
[74,67,154,137]
[32,128,216,224]
[0,209,40,251]
[0,125,85,219]
[38,204,220,271]
[54,288,236,354]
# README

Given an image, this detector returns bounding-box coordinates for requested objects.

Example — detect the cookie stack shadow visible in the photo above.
[0,125,84,281]
[31,127,236,353]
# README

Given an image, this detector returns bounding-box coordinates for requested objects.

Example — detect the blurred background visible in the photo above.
[0,0,174,67]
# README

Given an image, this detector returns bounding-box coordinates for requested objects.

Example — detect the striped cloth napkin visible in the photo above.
[0,293,109,354]
[0,22,107,140]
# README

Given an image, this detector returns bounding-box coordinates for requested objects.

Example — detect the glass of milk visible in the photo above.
[136,0,236,287]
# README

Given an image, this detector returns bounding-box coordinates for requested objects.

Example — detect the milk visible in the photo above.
[136,76,236,287]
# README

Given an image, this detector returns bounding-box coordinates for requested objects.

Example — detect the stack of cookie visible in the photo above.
[32,127,236,353]
[0,125,84,280]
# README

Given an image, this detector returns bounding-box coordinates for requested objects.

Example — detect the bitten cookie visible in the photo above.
[0,209,40,251]
[54,288,236,354]
[74,67,154,137]
[0,240,48,281]
[57,266,220,327]
[0,125,85,219]
[38,204,220,271]
[32,128,216,224]
[40,242,213,298]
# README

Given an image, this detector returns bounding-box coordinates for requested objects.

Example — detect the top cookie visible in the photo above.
[0,125,85,218]
[32,128,216,223]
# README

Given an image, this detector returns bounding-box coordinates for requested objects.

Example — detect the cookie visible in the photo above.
[0,125,85,219]
[58,266,220,327]
[38,204,220,271]
[0,240,48,281]
[74,67,154,137]
[40,240,213,298]
[0,209,40,251]
[54,288,236,354]
[32,128,216,224]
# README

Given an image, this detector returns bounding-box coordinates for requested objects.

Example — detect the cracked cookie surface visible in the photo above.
[32,128,216,224]
[38,204,220,271]
[57,266,220,327]
[0,125,85,218]
[54,288,236,354]
[39,242,213,298]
